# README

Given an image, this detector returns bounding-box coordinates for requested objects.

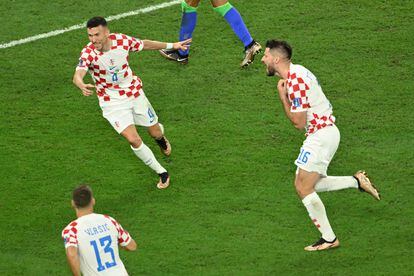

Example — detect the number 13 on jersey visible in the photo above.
[90,235,117,272]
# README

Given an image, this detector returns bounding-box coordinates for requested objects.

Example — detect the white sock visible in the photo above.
[131,143,167,174]
[315,176,358,192]
[302,192,336,241]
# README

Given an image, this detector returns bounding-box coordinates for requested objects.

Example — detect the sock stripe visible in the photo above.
[312,219,321,228]
[303,192,336,241]
[213,2,233,16]
[179,2,197,56]
[181,0,197,13]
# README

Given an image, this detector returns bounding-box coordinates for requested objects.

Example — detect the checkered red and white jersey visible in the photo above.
[76,33,144,107]
[287,63,335,135]
[61,213,132,275]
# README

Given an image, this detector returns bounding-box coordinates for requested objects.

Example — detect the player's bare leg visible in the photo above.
[211,0,261,67]
[187,0,201,6]
[148,123,171,156]
[295,169,320,199]
[121,125,142,148]
[211,0,227,6]
[121,125,170,189]
[295,169,340,251]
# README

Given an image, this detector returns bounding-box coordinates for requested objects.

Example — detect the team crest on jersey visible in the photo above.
[293,98,301,107]
[111,69,119,82]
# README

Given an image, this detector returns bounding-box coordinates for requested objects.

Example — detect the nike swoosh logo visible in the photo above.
[109,66,116,70]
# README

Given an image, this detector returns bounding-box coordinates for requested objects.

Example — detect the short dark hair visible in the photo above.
[72,185,93,208]
[87,17,107,28]
[265,40,292,60]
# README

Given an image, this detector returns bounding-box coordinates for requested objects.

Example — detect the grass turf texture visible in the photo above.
[1,0,413,274]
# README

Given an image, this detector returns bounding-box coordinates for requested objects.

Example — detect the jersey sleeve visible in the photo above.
[126,35,144,52]
[287,73,311,112]
[105,215,132,247]
[76,46,94,71]
[62,221,79,248]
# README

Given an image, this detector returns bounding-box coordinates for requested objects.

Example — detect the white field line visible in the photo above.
[0,0,181,49]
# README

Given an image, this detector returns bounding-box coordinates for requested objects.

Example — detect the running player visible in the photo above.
[62,185,137,275]
[261,40,381,251]
[73,16,191,189]
[159,0,261,67]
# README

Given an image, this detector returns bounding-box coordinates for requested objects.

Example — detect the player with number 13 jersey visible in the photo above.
[62,185,137,275]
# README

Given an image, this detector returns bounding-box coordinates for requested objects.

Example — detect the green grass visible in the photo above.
[1,0,413,275]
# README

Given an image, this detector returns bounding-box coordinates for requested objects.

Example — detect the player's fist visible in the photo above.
[277,79,288,97]
[80,83,95,96]
[173,38,192,51]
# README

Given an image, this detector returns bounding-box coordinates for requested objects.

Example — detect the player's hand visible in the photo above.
[80,83,95,96]
[277,79,288,98]
[173,38,192,51]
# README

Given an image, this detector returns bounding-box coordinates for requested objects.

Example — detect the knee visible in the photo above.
[294,179,303,196]
[294,178,310,198]
[148,126,163,139]
[127,136,143,149]
[212,0,229,9]
[186,0,200,8]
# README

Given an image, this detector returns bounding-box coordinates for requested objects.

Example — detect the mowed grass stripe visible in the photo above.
[0,0,180,49]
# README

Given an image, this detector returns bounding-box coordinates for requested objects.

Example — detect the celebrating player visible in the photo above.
[73,17,191,189]
[62,185,137,275]
[159,0,261,67]
[261,40,381,251]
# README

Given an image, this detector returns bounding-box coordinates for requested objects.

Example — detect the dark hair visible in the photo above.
[86,17,107,28]
[265,40,292,60]
[73,185,93,208]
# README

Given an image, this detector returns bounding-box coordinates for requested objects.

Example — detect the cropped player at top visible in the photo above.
[62,185,137,275]
[73,17,191,189]
[159,0,262,67]
[261,40,381,251]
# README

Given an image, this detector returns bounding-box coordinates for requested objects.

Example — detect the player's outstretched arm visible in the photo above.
[142,38,192,51]
[73,69,95,97]
[122,238,137,251]
[65,246,81,276]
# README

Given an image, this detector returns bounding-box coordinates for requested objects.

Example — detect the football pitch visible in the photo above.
[1,0,413,274]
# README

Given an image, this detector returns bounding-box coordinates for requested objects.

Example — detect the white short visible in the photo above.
[101,90,158,134]
[295,125,340,176]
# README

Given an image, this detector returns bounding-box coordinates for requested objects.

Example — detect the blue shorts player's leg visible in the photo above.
[178,0,198,57]
[159,0,198,64]
[212,0,262,67]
